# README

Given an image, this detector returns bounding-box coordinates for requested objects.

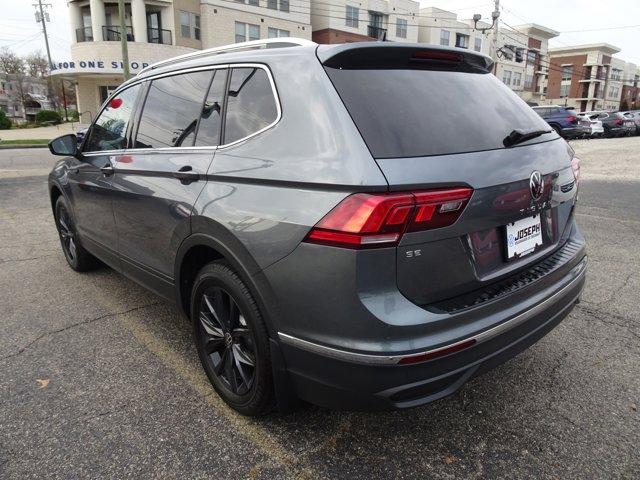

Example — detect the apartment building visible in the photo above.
[54,0,311,121]
[548,43,623,112]
[511,24,559,104]
[418,7,490,55]
[0,74,52,123]
[417,8,557,104]
[312,0,419,44]
[621,62,640,110]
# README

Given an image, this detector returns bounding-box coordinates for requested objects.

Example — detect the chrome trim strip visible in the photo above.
[277,258,587,366]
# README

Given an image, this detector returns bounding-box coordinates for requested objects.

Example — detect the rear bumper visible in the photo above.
[560,126,590,138]
[279,258,586,410]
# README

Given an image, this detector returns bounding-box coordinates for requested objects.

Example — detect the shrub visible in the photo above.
[35,109,62,125]
[67,109,79,121]
[0,110,11,130]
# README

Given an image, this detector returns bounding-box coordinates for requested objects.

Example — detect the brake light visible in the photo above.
[305,188,473,249]
[567,115,576,124]
[614,118,623,126]
[571,155,581,185]
[411,51,463,62]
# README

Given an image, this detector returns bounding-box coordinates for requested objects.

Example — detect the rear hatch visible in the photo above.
[320,44,579,307]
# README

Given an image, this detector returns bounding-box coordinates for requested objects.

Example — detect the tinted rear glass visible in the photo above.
[325,68,553,158]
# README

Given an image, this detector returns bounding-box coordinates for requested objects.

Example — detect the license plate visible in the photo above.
[506,215,543,259]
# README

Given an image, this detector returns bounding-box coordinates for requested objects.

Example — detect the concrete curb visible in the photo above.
[0,144,49,150]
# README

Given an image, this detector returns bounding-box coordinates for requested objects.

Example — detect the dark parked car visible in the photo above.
[622,110,640,135]
[531,106,591,139]
[47,40,586,415]
[599,112,635,137]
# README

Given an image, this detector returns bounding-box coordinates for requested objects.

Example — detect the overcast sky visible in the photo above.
[1,0,639,64]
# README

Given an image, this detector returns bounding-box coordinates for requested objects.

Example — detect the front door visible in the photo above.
[68,83,143,267]
[110,69,227,299]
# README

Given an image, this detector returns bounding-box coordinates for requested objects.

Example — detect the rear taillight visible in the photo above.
[567,115,577,124]
[304,188,473,249]
[571,155,581,185]
[614,118,623,125]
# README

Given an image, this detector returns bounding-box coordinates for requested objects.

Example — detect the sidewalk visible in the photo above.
[0,123,85,141]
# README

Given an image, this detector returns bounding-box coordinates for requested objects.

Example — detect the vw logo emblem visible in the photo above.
[529,171,544,200]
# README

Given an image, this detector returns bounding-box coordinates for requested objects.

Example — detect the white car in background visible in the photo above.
[577,112,605,137]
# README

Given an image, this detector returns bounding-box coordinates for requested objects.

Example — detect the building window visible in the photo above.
[346,5,359,28]
[396,18,407,39]
[611,69,622,81]
[502,70,512,85]
[235,22,260,42]
[513,72,522,87]
[279,0,289,12]
[560,84,569,97]
[561,66,573,81]
[268,27,290,38]
[527,50,536,64]
[455,33,469,49]
[180,11,200,40]
[474,37,481,52]
[524,74,533,89]
[267,0,277,9]
[440,29,450,46]
[248,0,259,5]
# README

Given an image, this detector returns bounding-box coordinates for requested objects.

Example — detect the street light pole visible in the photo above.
[118,0,131,81]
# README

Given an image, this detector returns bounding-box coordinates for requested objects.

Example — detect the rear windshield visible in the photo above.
[325,68,553,158]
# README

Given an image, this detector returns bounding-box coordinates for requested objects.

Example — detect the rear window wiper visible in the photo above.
[503,128,553,148]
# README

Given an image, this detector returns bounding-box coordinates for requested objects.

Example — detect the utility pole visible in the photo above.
[35,1,68,121]
[118,0,131,80]
[491,0,500,67]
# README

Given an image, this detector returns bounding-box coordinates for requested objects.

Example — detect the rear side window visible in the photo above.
[224,67,278,144]
[135,70,213,148]
[326,68,552,158]
[85,84,141,152]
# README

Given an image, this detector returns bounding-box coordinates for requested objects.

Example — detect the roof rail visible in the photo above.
[137,37,316,76]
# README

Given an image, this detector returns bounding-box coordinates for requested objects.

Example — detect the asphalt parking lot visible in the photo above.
[1,138,638,479]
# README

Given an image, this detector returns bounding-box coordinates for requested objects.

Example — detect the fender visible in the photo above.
[174,217,284,338]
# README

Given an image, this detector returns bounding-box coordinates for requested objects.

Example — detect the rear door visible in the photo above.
[110,68,227,298]
[323,47,578,306]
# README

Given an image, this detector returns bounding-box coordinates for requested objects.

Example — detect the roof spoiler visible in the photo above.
[317,43,494,73]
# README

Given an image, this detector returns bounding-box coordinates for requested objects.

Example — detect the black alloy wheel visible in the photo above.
[198,287,257,395]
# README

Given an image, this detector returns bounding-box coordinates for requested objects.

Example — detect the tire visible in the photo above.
[54,196,101,272]
[191,261,275,416]
[551,124,562,136]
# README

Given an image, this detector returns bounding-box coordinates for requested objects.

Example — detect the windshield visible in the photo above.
[325,68,555,158]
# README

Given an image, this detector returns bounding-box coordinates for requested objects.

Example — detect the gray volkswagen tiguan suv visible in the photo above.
[47,39,586,415]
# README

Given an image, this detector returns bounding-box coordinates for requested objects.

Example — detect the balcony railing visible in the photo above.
[147,27,172,45]
[367,25,387,40]
[76,26,93,42]
[102,25,134,41]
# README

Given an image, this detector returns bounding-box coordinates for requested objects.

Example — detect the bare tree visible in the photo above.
[24,51,49,78]
[0,47,24,74]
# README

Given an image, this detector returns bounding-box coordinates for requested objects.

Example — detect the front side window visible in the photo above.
[396,18,407,39]
[135,71,213,148]
[440,29,450,46]
[224,67,278,144]
[346,6,359,28]
[85,84,141,152]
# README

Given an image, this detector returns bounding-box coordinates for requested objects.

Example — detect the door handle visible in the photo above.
[172,165,200,183]
[100,164,115,176]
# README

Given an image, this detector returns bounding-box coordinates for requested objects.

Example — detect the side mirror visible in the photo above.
[48,134,78,157]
